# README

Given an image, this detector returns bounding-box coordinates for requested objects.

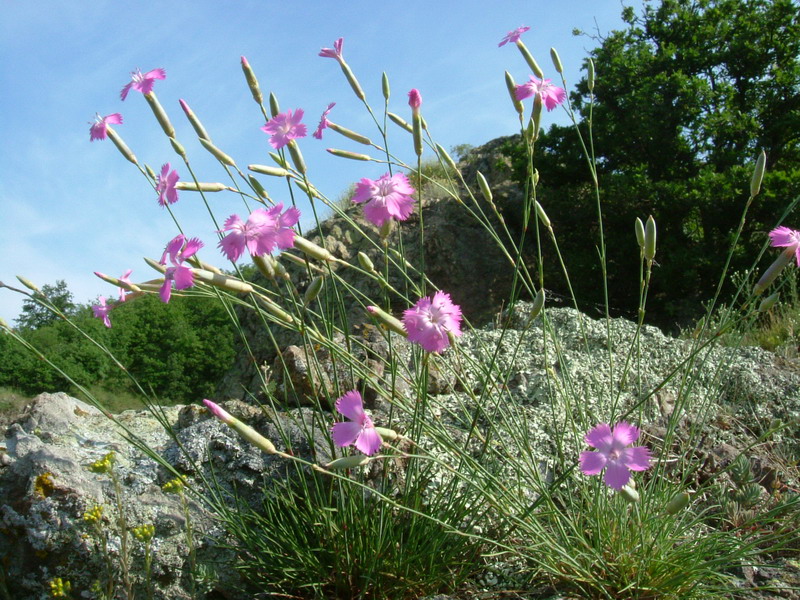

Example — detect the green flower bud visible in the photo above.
[358,252,375,273]
[619,483,640,503]
[665,491,691,515]
[327,122,372,145]
[504,71,524,115]
[528,288,545,323]
[175,182,227,192]
[645,215,657,261]
[170,137,186,159]
[294,237,334,262]
[373,426,400,442]
[759,292,780,312]
[635,217,646,249]
[477,171,492,203]
[144,92,175,138]
[326,148,372,161]
[303,276,324,306]
[516,41,545,79]
[750,150,766,198]
[240,56,263,104]
[366,305,408,337]
[249,164,291,177]
[269,152,289,169]
[191,269,254,294]
[587,58,596,92]
[325,455,371,470]
[106,126,138,164]
[382,72,390,101]
[535,201,551,228]
[388,112,413,133]
[269,92,280,118]
[200,138,235,166]
[550,47,564,74]
[248,175,270,200]
[287,140,306,175]
[435,144,458,172]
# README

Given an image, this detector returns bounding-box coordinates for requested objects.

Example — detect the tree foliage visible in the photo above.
[15,280,77,330]
[509,0,800,327]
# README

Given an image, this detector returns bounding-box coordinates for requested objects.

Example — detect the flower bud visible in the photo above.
[269,92,280,118]
[240,56,263,104]
[528,288,545,323]
[255,295,295,324]
[293,236,335,262]
[144,92,175,138]
[326,148,372,161]
[0,317,9,329]
[388,112,413,133]
[635,217,646,249]
[145,164,157,181]
[516,41,545,79]
[327,122,372,145]
[175,182,227,192]
[754,247,794,295]
[531,95,543,140]
[477,171,492,203]
[435,144,458,172]
[179,99,212,141]
[665,491,691,515]
[340,63,366,101]
[382,72,390,101]
[550,47,564,74]
[505,71,525,115]
[230,417,278,455]
[759,292,780,312]
[373,427,400,442]
[644,215,657,261]
[248,176,270,200]
[303,276,324,306]
[294,180,322,198]
[16,276,41,293]
[200,138,235,166]
[270,152,289,169]
[358,252,375,273]
[287,140,306,175]
[170,137,186,159]
[534,201,551,228]
[253,254,277,280]
[144,257,167,274]
[324,455,371,470]
[619,483,640,503]
[192,269,254,294]
[106,127,138,164]
[750,150,766,198]
[412,114,424,157]
[587,58,596,92]
[366,305,408,337]
[249,164,291,177]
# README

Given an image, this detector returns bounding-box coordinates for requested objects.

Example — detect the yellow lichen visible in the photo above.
[34,472,55,498]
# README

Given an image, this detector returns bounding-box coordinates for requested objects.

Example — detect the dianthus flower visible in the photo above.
[89,113,123,141]
[331,390,383,456]
[498,25,530,47]
[218,203,300,262]
[92,296,113,328]
[579,422,652,490]
[261,109,307,150]
[117,269,133,302]
[158,234,203,303]
[319,37,345,63]
[120,68,166,101]
[351,172,416,227]
[313,102,336,139]
[515,76,567,111]
[769,226,800,265]
[156,163,180,207]
[403,291,463,353]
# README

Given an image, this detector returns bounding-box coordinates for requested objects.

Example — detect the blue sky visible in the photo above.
[0,0,642,324]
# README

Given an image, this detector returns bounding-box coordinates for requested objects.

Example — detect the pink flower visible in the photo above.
[120,68,166,101]
[408,89,422,111]
[92,296,113,328]
[313,102,336,140]
[158,234,203,303]
[203,399,234,424]
[351,172,416,227]
[403,291,463,353]
[515,76,567,111]
[769,226,800,266]
[319,37,344,63]
[331,390,382,455]
[117,269,133,302]
[218,203,300,262]
[156,163,180,207]
[498,26,530,47]
[89,113,123,141]
[579,422,652,490]
[261,109,307,150]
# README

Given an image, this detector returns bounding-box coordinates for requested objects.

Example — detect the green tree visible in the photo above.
[505,0,800,327]
[15,280,77,330]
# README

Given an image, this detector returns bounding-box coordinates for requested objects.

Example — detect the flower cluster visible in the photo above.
[218,203,300,262]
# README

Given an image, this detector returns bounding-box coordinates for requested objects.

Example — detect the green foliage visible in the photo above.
[15,280,76,330]
[0,289,235,406]
[519,0,800,327]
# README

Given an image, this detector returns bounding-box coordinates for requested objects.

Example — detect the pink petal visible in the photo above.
[105,113,123,126]
[603,461,631,490]
[335,390,365,421]
[355,427,383,456]
[579,450,606,475]
[181,237,204,259]
[120,82,134,101]
[280,206,301,227]
[623,446,652,471]
[362,201,391,227]
[162,234,186,265]
[159,277,172,303]
[584,423,613,449]
[331,420,361,448]
[172,265,195,290]
[769,226,800,248]
[515,83,535,101]
[218,233,245,262]
[612,422,640,446]
[144,68,167,81]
